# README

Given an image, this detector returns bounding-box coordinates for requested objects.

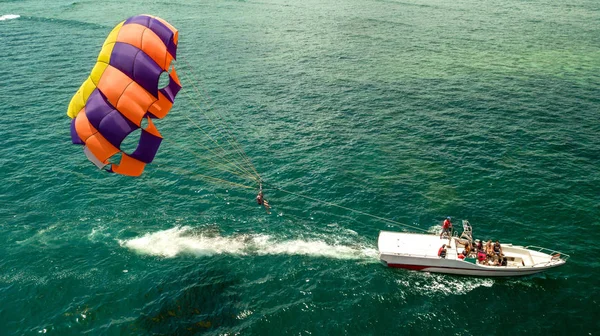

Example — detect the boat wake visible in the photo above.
[396,273,495,296]
[0,14,20,21]
[119,226,379,261]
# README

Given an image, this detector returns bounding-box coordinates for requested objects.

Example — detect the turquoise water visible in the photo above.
[1,0,599,334]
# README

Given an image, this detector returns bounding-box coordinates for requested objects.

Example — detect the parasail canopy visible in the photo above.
[68,14,182,176]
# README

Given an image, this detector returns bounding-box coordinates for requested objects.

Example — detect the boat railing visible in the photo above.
[384,251,447,259]
[525,245,571,264]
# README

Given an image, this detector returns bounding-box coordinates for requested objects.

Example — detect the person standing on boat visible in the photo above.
[440,217,452,238]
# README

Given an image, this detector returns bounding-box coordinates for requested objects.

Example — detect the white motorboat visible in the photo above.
[378,220,569,277]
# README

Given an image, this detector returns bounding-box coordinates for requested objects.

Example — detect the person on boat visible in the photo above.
[478,240,493,265]
[476,240,483,253]
[485,240,493,256]
[463,242,472,257]
[486,240,498,264]
[440,217,452,239]
[438,244,447,258]
[493,240,503,256]
[477,249,487,264]
[458,249,468,260]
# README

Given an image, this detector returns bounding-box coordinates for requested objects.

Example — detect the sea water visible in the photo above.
[1,0,599,334]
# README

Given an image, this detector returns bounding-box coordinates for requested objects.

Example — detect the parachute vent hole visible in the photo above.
[109,152,123,165]
[140,117,149,130]
[120,128,142,155]
[158,71,170,90]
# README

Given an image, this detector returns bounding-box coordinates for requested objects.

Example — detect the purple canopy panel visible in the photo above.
[129,129,163,163]
[133,51,163,97]
[70,118,84,145]
[98,110,138,148]
[85,90,116,130]
[109,43,136,80]
[160,72,182,103]
[109,43,163,98]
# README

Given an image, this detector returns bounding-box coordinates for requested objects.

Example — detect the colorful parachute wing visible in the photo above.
[67,15,181,176]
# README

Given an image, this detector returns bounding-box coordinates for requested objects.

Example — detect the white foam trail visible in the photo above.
[0,14,20,21]
[120,226,378,260]
[397,273,494,296]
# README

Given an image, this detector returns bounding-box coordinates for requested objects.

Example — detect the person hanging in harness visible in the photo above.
[256,184,271,214]
[256,190,264,206]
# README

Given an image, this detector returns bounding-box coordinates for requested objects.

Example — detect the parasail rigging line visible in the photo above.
[178,57,262,181]
[177,73,262,183]
[157,165,256,190]
[162,136,259,184]
[178,57,260,174]
[177,84,261,183]
[174,90,260,182]
[177,88,259,181]
[266,184,429,233]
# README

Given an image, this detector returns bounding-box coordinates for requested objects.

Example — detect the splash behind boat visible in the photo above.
[378,220,569,277]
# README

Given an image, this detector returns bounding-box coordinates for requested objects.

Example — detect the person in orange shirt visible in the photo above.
[438,244,447,258]
[440,217,452,238]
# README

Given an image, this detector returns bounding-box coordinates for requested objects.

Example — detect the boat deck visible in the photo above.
[377,228,569,276]
[379,230,532,266]
[378,231,459,259]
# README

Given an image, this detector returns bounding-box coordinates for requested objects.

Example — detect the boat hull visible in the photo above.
[378,230,567,277]
[380,254,562,277]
